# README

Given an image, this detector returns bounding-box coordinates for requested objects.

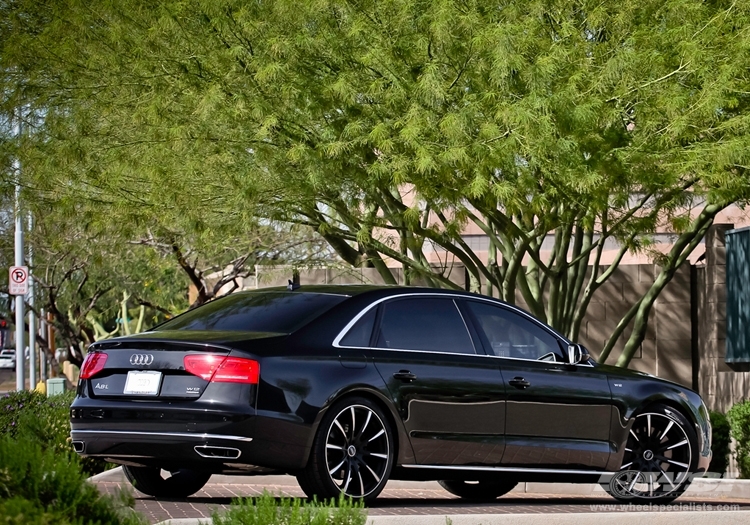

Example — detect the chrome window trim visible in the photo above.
[402,464,611,475]
[71,429,253,443]
[333,292,594,366]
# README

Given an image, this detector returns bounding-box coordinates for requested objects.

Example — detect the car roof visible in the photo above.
[245,284,481,299]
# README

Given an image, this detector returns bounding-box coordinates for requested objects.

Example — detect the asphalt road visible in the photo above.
[0,368,15,392]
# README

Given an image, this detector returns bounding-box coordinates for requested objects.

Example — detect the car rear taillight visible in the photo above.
[80,352,108,379]
[184,355,259,384]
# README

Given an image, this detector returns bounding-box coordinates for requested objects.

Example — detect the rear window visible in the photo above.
[157,292,348,333]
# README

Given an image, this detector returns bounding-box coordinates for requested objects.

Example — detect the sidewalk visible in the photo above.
[157,511,750,525]
[91,466,750,500]
[89,468,750,525]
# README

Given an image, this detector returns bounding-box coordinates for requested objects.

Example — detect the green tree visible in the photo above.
[2,0,750,367]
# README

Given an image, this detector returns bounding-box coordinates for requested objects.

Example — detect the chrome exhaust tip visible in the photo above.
[72,441,85,453]
[194,445,241,459]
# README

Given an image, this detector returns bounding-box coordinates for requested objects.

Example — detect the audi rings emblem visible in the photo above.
[129,354,154,366]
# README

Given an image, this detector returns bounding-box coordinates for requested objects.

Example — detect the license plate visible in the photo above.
[123,371,162,395]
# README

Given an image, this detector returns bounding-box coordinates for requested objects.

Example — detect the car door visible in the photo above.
[341,295,507,466]
[461,299,614,470]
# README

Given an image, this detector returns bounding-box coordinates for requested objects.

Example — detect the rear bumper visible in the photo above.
[71,426,310,472]
[70,402,314,473]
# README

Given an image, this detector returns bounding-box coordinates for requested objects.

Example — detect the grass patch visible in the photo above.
[213,492,367,525]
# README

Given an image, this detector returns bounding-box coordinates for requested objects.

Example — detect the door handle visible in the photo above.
[509,377,530,389]
[393,370,417,382]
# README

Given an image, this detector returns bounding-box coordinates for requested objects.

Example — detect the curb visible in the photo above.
[156,510,750,525]
[87,465,125,482]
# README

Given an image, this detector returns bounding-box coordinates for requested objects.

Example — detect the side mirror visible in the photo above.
[567,344,586,365]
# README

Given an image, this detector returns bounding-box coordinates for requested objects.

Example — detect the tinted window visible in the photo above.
[375,298,475,354]
[466,301,561,361]
[158,292,347,333]
[340,308,377,347]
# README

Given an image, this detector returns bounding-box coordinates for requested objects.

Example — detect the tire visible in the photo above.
[604,403,698,504]
[122,465,211,498]
[438,479,518,501]
[297,396,394,502]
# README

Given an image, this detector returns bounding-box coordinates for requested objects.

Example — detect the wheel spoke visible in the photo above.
[326,444,343,450]
[342,465,352,492]
[334,419,347,441]
[647,414,652,437]
[666,459,689,469]
[329,458,346,476]
[351,407,356,438]
[655,454,688,469]
[627,473,640,492]
[665,439,688,451]
[359,411,372,439]
[363,461,381,483]
[658,467,676,488]
[660,420,674,442]
[368,429,385,442]
[369,452,388,459]
[648,473,654,496]
[630,428,642,444]
[620,462,633,470]
[357,470,365,496]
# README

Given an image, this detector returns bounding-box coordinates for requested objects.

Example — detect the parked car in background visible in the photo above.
[71,286,711,504]
[0,349,15,370]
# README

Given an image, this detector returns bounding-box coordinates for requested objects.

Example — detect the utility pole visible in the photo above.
[28,214,36,390]
[13,106,25,391]
[39,307,46,382]
[14,177,25,391]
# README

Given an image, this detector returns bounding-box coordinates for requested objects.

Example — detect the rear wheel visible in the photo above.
[297,396,394,502]
[604,404,697,504]
[122,465,211,498]
[438,479,518,501]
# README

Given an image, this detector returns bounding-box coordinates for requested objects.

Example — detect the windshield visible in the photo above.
[157,292,348,334]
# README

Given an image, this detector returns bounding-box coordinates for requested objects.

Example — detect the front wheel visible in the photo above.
[604,404,698,504]
[438,479,518,501]
[297,396,394,502]
[122,466,211,498]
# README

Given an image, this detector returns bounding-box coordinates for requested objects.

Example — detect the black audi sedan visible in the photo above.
[71,286,711,503]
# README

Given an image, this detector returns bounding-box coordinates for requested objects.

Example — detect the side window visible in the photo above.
[465,301,562,361]
[339,308,377,347]
[374,298,475,354]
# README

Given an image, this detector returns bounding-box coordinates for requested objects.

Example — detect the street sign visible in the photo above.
[9,266,28,295]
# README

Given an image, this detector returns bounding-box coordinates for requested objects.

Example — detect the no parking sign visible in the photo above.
[9,266,28,295]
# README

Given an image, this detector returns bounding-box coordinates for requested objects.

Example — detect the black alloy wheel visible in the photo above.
[297,396,393,501]
[438,479,518,501]
[605,404,697,504]
[122,465,212,498]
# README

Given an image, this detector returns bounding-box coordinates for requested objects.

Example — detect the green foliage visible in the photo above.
[0,390,108,476]
[708,410,731,476]
[727,400,750,479]
[0,435,145,525]
[3,0,750,368]
[213,492,366,525]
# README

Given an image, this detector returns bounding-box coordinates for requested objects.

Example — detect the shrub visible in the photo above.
[213,492,367,525]
[727,400,750,479]
[708,410,731,476]
[0,390,109,475]
[0,435,145,525]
